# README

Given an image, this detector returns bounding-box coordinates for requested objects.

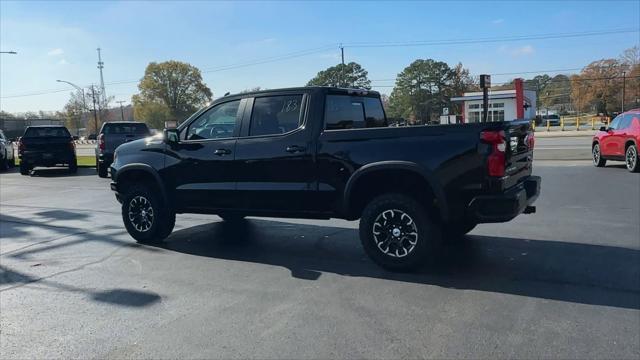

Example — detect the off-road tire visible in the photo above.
[359,193,442,272]
[121,183,175,243]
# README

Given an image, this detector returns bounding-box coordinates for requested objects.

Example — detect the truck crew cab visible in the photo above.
[110,87,540,271]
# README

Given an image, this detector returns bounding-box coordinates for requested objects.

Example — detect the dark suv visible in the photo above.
[110,87,540,271]
[96,122,150,177]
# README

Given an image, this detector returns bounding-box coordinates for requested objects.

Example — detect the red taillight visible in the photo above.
[69,139,76,151]
[98,134,105,152]
[481,130,506,177]
[18,139,25,154]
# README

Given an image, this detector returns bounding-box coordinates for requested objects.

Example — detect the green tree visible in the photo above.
[133,60,212,123]
[387,59,457,123]
[307,62,371,89]
[132,95,172,130]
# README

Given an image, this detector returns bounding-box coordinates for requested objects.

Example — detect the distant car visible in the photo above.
[0,129,16,170]
[592,109,640,172]
[95,122,151,178]
[18,125,77,175]
[541,114,561,126]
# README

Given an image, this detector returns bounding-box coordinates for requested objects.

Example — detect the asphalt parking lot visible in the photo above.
[1,161,639,359]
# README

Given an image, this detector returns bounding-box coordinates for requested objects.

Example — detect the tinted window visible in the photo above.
[103,123,150,135]
[248,95,303,136]
[24,127,70,138]
[325,95,387,130]
[609,115,623,130]
[619,114,634,130]
[186,100,241,140]
[363,97,387,128]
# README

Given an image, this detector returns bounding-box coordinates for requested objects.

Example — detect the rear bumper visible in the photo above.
[469,176,541,223]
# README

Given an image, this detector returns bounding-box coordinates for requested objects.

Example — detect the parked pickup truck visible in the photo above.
[19,125,77,175]
[110,87,540,271]
[96,121,151,178]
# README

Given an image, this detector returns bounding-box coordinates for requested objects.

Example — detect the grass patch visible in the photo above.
[16,155,95,168]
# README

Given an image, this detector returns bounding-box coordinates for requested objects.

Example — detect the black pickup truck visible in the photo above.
[110,87,540,271]
[18,125,77,175]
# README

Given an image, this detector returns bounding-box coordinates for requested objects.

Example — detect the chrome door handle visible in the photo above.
[286,145,306,153]
[214,148,232,156]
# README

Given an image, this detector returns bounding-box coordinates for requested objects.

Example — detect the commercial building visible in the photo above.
[451,78,537,123]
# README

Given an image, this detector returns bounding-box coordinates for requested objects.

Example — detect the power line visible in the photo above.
[345,28,638,48]
[2,28,637,100]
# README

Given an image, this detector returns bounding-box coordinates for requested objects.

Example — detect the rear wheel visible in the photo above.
[97,161,108,178]
[359,193,442,272]
[593,143,606,167]
[626,144,639,173]
[122,183,175,243]
[19,162,31,175]
[68,158,78,173]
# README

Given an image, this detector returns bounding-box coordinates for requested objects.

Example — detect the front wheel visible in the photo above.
[122,184,175,243]
[626,144,639,173]
[359,193,442,272]
[593,143,606,167]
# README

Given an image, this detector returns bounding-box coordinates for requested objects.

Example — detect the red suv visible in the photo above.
[592,109,640,172]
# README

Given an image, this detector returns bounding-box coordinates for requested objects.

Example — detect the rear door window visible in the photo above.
[248,95,304,136]
[324,95,387,130]
[24,127,70,138]
[103,123,150,135]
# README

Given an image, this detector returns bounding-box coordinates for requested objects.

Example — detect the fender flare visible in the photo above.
[343,161,449,221]
[114,163,168,204]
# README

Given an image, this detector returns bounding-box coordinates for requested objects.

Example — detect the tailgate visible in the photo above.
[503,120,534,189]
[23,138,72,153]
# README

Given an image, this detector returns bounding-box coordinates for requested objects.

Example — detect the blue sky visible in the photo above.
[1,0,638,112]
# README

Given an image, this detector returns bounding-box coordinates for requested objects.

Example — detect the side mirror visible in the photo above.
[599,126,607,132]
[164,128,179,144]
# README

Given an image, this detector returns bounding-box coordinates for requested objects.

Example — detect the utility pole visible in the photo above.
[0,51,17,54]
[480,75,491,122]
[90,85,99,134]
[117,101,126,121]
[622,71,626,112]
[340,44,345,88]
[97,48,106,105]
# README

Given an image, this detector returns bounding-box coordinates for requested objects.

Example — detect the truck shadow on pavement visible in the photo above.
[159,219,639,310]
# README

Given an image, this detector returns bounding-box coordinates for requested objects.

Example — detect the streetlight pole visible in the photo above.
[57,80,87,136]
[622,71,626,112]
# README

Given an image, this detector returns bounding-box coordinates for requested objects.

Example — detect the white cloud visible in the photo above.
[57,59,68,65]
[47,48,64,56]
[511,45,535,56]
[492,19,504,24]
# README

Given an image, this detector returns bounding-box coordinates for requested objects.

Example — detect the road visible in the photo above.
[535,136,593,160]
[1,162,639,359]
